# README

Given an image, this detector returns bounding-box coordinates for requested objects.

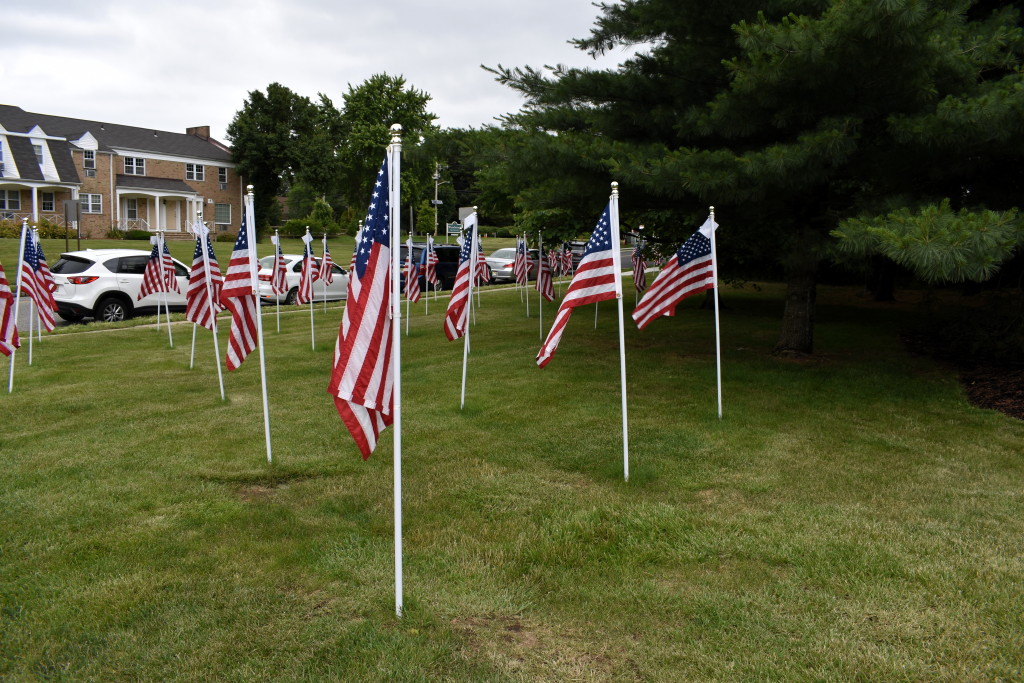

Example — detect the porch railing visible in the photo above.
[118,218,151,231]
[0,211,67,227]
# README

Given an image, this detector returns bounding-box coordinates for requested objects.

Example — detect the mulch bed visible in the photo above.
[960,366,1024,420]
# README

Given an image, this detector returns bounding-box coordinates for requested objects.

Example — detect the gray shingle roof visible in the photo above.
[115,175,196,193]
[0,104,232,162]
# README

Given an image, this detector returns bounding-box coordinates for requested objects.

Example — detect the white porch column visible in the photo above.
[31,186,38,222]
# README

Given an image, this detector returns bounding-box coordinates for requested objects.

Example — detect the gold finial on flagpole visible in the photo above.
[390,123,402,143]
[246,184,254,197]
[611,181,619,197]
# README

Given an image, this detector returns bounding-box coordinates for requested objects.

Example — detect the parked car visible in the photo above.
[256,255,349,304]
[485,248,539,283]
[397,243,464,291]
[51,248,190,322]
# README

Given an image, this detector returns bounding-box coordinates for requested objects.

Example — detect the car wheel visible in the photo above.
[285,287,298,305]
[57,310,85,322]
[94,296,130,323]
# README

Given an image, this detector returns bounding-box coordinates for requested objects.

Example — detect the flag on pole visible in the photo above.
[403,238,421,303]
[631,241,648,293]
[28,232,57,331]
[548,248,560,277]
[561,242,573,276]
[186,229,224,330]
[537,204,619,368]
[475,239,490,285]
[513,237,529,286]
[632,216,717,329]
[220,209,260,370]
[269,234,289,297]
[536,246,554,302]
[0,260,20,357]
[328,155,395,458]
[425,235,439,289]
[138,238,180,300]
[160,241,181,294]
[296,231,318,305]
[319,241,335,285]
[443,216,477,341]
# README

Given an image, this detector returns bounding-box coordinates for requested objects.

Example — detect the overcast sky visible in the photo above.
[3,0,633,143]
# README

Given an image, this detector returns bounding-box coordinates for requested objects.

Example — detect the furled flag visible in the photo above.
[537,204,619,368]
[403,238,421,303]
[220,209,260,370]
[476,239,490,285]
[632,216,717,330]
[350,225,362,273]
[138,241,166,301]
[185,228,224,330]
[536,246,554,302]
[561,242,573,276]
[631,241,648,293]
[296,231,318,305]
[513,237,528,286]
[443,214,477,341]
[0,259,20,356]
[424,235,439,290]
[160,241,181,293]
[319,240,335,285]
[31,232,58,329]
[18,233,56,332]
[328,156,394,458]
[270,236,289,296]
[548,248,560,277]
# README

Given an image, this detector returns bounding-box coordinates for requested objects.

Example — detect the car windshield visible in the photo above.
[490,249,515,259]
[51,255,95,274]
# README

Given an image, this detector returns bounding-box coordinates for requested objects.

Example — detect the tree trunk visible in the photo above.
[774,269,817,356]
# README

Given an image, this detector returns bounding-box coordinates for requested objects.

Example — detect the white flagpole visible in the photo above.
[7,222,28,392]
[461,211,478,410]
[245,188,273,465]
[197,218,226,401]
[27,299,34,366]
[159,232,174,348]
[388,124,404,619]
[537,231,543,340]
[610,182,630,482]
[710,206,723,419]
[190,324,197,369]
[303,228,315,350]
[594,302,599,329]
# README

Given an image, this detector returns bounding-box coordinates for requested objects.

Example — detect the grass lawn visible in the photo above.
[1,277,1021,680]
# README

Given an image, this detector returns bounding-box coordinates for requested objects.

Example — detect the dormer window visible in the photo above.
[33,144,43,166]
[124,157,145,175]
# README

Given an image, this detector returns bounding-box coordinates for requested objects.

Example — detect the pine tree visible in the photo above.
[490,0,1024,353]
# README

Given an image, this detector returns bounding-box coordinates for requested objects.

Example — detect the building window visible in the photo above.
[186,163,205,181]
[214,203,231,225]
[33,144,43,165]
[124,157,145,175]
[83,150,95,169]
[218,167,228,183]
[42,192,55,212]
[125,198,138,220]
[81,193,102,214]
[0,146,5,176]
[0,190,21,210]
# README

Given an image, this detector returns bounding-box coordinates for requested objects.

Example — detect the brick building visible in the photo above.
[0,105,243,237]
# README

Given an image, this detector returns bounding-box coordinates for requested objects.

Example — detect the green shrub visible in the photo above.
[123,230,152,240]
[216,232,237,243]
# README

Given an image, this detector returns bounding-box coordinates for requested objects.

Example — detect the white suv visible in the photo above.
[51,248,189,322]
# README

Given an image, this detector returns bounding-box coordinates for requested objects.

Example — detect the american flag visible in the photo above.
[631,241,648,293]
[185,228,224,330]
[319,239,334,285]
[22,232,56,332]
[328,156,394,458]
[349,225,361,273]
[633,216,717,330]
[537,204,619,367]
[0,259,20,356]
[424,235,439,288]
[561,243,573,276]
[443,215,477,341]
[476,239,490,285]
[403,238,421,303]
[548,248,560,277]
[160,241,181,293]
[138,238,180,301]
[296,232,318,305]
[536,246,554,302]
[513,236,528,286]
[270,237,289,295]
[219,206,260,370]
[31,232,58,328]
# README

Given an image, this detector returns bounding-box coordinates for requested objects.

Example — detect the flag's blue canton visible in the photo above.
[458,234,472,264]
[584,204,613,257]
[35,241,48,271]
[677,231,712,263]
[192,236,204,261]
[206,236,219,263]
[23,234,38,269]
[163,242,172,256]
[356,158,389,279]
[148,243,160,262]
[235,212,250,250]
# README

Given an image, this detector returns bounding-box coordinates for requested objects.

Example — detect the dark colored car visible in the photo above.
[398,243,464,291]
